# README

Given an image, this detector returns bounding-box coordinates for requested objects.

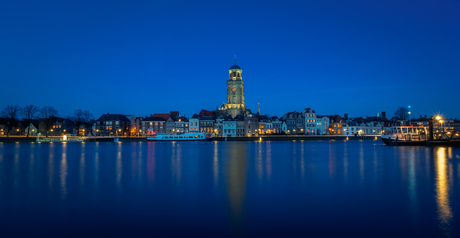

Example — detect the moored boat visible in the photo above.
[147,132,211,141]
[381,126,428,146]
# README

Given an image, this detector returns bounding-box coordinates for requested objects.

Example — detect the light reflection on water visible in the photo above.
[0,141,459,237]
[435,147,453,234]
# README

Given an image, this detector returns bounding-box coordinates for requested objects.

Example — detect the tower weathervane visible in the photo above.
[234,54,237,65]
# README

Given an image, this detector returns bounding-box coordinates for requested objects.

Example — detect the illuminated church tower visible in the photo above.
[227,57,246,117]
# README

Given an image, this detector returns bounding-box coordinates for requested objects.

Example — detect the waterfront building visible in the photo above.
[189,114,200,132]
[214,116,224,136]
[199,116,215,134]
[23,120,39,136]
[267,116,282,134]
[343,121,384,136]
[127,115,142,136]
[303,108,316,135]
[283,111,303,134]
[244,113,259,137]
[316,116,330,135]
[281,120,287,133]
[328,115,345,135]
[223,116,237,137]
[77,122,93,136]
[235,115,245,136]
[141,117,166,135]
[39,116,76,136]
[166,117,175,133]
[258,115,269,135]
[411,115,430,127]
[174,116,189,133]
[94,114,130,136]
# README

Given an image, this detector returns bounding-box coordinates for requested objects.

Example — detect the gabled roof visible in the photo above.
[200,116,215,121]
[353,117,365,122]
[151,113,169,120]
[144,117,166,122]
[224,115,234,121]
[170,111,179,119]
[23,119,39,128]
[259,115,269,121]
[234,115,245,121]
[328,115,343,123]
[174,116,188,122]
[191,114,199,119]
[97,113,130,122]
[199,109,214,118]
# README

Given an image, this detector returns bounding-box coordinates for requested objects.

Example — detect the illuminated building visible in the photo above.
[217,58,247,118]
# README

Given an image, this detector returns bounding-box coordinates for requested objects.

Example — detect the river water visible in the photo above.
[0,140,459,237]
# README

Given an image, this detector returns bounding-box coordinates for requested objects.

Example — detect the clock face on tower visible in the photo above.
[232,87,236,94]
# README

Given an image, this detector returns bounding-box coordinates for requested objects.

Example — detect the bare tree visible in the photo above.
[394,107,409,120]
[82,110,93,122]
[22,105,40,137]
[2,105,22,120]
[70,109,94,136]
[40,106,59,137]
[1,105,21,137]
[40,106,59,118]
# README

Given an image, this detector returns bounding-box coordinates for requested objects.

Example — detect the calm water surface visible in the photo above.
[0,141,459,237]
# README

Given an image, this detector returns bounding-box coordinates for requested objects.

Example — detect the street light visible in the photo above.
[408,106,411,125]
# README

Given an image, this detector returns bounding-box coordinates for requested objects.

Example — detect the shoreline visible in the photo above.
[0,135,380,143]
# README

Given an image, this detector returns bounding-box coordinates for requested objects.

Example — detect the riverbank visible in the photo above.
[0,135,380,143]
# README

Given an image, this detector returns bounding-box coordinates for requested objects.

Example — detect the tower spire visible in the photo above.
[258,98,260,115]
[234,54,237,65]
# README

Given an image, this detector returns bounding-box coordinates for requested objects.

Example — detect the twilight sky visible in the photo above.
[1,0,459,119]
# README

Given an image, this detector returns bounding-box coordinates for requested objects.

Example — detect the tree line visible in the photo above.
[1,104,94,137]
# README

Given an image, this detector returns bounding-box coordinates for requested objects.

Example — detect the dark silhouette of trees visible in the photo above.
[22,105,40,137]
[70,109,94,135]
[1,105,21,137]
[40,106,59,137]
[394,107,409,120]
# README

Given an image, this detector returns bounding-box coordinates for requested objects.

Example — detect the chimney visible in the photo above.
[344,113,348,119]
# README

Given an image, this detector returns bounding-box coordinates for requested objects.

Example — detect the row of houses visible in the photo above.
[2,109,459,137]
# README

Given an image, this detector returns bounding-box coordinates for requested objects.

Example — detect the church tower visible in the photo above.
[227,57,246,118]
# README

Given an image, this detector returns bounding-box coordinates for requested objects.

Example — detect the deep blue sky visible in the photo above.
[1,0,459,119]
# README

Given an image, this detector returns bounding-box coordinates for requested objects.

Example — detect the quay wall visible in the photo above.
[212,135,380,141]
[0,135,381,143]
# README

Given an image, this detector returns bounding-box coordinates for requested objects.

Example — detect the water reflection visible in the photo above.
[171,142,182,183]
[147,142,156,184]
[94,145,99,189]
[435,147,452,232]
[266,142,272,180]
[213,142,219,186]
[408,148,418,218]
[48,144,55,190]
[60,143,68,199]
[226,142,247,236]
[116,143,122,193]
[359,142,364,184]
[80,144,85,189]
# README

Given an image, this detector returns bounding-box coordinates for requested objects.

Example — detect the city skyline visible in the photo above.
[1,0,459,118]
